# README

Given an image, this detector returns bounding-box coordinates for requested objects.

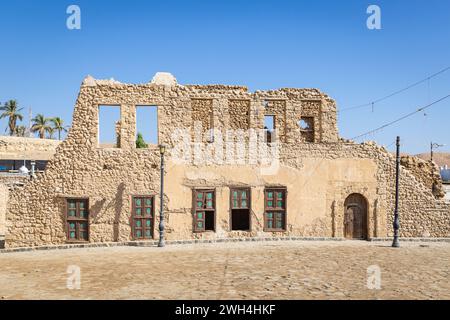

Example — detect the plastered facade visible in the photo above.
[3,74,450,248]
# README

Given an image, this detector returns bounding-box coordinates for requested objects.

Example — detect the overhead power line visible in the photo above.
[339,66,450,112]
[351,94,450,141]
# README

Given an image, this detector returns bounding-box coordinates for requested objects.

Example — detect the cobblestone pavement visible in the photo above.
[0,241,449,300]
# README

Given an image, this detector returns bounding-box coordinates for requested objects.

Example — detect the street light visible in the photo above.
[392,136,400,248]
[158,144,166,247]
[430,142,445,162]
[30,160,36,180]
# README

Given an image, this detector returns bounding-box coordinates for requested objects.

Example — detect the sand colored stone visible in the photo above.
[2,73,449,248]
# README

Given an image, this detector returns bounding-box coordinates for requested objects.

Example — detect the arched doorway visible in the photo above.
[344,194,368,240]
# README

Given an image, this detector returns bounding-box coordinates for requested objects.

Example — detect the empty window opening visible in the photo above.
[136,106,158,148]
[232,210,250,230]
[231,188,250,231]
[205,212,215,230]
[98,105,121,148]
[193,190,215,232]
[264,115,275,143]
[299,117,314,143]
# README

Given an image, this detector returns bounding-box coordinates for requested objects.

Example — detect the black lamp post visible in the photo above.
[158,144,166,247]
[392,136,400,248]
[430,142,445,162]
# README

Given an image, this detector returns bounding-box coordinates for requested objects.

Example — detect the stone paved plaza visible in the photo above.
[0,240,449,300]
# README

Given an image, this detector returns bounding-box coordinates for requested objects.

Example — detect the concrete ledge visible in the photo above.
[1,236,450,254]
[0,237,342,253]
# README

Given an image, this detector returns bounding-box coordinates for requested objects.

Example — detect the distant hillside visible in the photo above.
[415,152,450,167]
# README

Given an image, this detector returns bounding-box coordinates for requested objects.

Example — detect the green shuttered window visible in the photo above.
[193,190,215,232]
[66,199,89,242]
[264,188,287,231]
[132,196,154,240]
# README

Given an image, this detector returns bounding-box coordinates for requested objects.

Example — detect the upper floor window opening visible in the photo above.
[98,105,121,148]
[298,116,315,143]
[264,115,275,143]
[135,105,158,148]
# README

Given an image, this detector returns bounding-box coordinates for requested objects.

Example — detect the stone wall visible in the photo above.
[0,136,60,160]
[4,75,450,248]
[228,100,250,130]
[191,99,213,142]
[0,183,8,246]
[0,174,29,188]
[400,155,444,198]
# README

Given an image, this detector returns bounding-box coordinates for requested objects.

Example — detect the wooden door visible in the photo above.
[344,206,354,238]
[344,194,367,239]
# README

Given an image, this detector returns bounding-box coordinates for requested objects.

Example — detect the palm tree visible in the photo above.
[31,114,51,139]
[15,125,27,137]
[0,100,23,135]
[47,127,55,139]
[50,117,67,140]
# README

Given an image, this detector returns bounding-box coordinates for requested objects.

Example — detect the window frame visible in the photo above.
[264,188,287,232]
[66,198,89,243]
[131,195,155,240]
[229,187,251,232]
[192,189,216,233]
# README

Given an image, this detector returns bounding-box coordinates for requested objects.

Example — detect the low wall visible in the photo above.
[0,136,60,160]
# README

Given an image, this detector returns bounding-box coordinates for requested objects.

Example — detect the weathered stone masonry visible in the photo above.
[4,74,450,248]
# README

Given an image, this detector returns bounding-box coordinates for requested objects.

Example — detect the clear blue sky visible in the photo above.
[1,0,449,154]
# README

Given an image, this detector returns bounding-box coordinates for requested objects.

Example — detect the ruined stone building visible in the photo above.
[0,136,59,247]
[2,73,450,249]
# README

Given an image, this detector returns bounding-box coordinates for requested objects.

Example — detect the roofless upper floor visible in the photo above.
[73,73,339,150]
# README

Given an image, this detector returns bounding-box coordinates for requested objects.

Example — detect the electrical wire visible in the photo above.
[351,94,450,141]
[339,66,450,112]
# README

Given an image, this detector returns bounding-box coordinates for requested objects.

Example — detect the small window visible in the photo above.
[299,117,314,143]
[230,188,251,231]
[193,190,215,232]
[264,115,275,143]
[264,188,286,231]
[66,199,89,242]
[98,105,121,148]
[136,106,158,148]
[132,196,154,239]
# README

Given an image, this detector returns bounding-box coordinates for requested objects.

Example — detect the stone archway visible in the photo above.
[344,193,368,240]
